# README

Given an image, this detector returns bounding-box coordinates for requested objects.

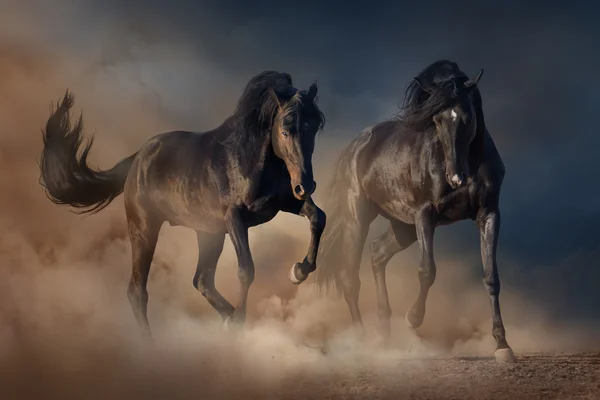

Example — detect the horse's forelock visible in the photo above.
[399,61,476,130]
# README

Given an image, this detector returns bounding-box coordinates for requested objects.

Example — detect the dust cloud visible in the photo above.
[0,5,598,400]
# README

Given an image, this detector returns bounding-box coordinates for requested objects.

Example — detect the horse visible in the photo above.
[313,60,515,363]
[38,71,327,337]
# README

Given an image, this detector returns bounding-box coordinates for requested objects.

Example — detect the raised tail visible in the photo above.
[39,91,137,214]
[313,147,358,296]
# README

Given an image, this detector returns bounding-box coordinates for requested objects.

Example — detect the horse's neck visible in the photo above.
[239,135,277,199]
[469,90,487,168]
[468,124,486,170]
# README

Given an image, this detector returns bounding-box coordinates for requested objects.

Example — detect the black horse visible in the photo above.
[39,71,326,337]
[313,60,515,363]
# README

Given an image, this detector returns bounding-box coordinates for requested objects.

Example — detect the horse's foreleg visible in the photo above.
[193,231,235,321]
[406,203,436,329]
[371,221,417,340]
[479,210,516,363]
[225,208,254,326]
[283,198,326,285]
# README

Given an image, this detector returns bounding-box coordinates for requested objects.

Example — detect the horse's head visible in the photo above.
[429,69,484,189]
[269,82,325,200]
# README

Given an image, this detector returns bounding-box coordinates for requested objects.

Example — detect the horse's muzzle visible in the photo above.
[293,181,316,200]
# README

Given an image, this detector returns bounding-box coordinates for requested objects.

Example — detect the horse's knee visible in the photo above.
[483,276,500,296]
[193,277,209,298]
[192,272,201,291]
[370,239,388,270]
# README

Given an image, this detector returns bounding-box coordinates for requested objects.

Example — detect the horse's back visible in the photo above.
[337,120,405,178]
[123,129,225,231]
[130,130,216,178]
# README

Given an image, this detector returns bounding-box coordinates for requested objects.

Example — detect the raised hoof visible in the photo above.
[405,308,424,329]
[494,348,517,363]
[289,263,307,285]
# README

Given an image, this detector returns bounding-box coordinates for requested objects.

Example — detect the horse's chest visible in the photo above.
[241,166,291,226]
[247,194,280,213]
[243,191,287,226]
[434,186,475,224]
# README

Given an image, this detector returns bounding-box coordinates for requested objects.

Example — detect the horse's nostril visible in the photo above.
[294,185,305,196]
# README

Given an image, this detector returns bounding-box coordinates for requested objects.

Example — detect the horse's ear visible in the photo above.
[268,88,284,108]
[307,81,318,102]
[464,69,484,90]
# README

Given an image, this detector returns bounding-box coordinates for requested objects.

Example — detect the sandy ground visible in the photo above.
[302,352,600,400]
[2,344,600,400]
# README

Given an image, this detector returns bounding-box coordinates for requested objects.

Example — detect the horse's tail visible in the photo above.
[313,145,358,296]
[39,91,138,214]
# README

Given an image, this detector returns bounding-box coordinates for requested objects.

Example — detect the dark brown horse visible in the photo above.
[314,60,515,363]
[39,71,326,337]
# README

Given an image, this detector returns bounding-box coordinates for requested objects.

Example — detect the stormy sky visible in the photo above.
[3,0,600,322]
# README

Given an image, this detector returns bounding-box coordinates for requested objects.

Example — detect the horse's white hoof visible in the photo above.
[494,348,517,363]
[289,263,303,285]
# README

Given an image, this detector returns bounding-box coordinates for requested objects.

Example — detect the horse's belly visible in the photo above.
[166,214,224,232]
[244,210,280,227]
[160,191,225,232]
[376,200,416,224]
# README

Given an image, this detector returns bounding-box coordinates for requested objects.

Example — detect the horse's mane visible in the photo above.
[398,60,473,131]
[223,70,325,173]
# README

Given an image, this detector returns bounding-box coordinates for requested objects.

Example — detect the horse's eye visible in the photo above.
[281,131,288,137]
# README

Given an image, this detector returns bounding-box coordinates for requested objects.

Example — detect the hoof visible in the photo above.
[494,348,517,363]
[289,263,306,285]
[405,309,423,329]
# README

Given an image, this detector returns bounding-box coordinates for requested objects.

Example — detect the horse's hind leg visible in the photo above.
[224,208,254,326]
[406,203,437,329]
[126,209,162,339]
[338,203,373,333]
[370,220,417,340]
[193,231,235,322]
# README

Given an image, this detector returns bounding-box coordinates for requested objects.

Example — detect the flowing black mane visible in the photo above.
[224,70,325,173]
[398,60,472,131]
